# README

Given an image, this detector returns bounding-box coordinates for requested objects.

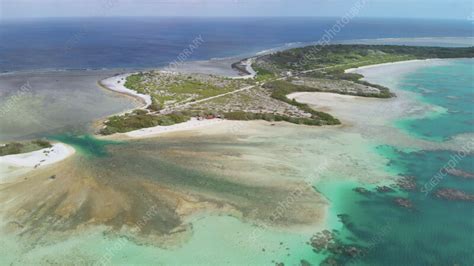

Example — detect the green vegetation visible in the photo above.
[252,64,275,82]
[223,111,332,126]
[263,80,340,125]
[123,72,251,111]
[294,73,393,98]
[254,45,473,98]
[100,110,191,135]
[32,139,53,149]
[0,139,52,156]
[257,45,474,72]
[124,73,145,94]
[99,45,473,135]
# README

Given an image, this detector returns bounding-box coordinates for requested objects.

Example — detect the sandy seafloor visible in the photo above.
[0,58,473,265]
[0,70,140,141]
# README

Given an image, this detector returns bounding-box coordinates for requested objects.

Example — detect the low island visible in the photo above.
[98,44,474,136]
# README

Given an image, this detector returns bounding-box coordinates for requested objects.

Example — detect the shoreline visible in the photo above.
[0,143,76,181]
[231,58,257,79]
[0,143,75,167]
[345,59,428,73]
[344,58,459,74]
[1,46,472,264]
[99,73,152,109]
[99,57,463,140]
[289,57,474,154]
[292,59,444,126]
[112,118,227,139]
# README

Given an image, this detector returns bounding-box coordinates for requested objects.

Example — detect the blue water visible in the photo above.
[396,59,474,141]
[1,17,473,265]
[323,60,474,265]
[0,17,473,72]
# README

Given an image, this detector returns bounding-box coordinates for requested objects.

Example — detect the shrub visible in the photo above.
[0,142,24,156]
[32,139,52,148]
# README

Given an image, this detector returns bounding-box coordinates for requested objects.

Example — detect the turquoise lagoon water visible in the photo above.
[2,59,473,265]
[317,59,474,265]
[396,59,474,141]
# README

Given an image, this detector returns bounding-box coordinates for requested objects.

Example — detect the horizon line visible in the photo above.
[1,15,471,22]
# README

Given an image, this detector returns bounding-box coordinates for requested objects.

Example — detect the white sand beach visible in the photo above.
[291,59,453,127]
[96,57,471,155]
[0,143,76,181]
[121,118,226,138]
[345,58,449,76]
[100,74,152,109]
[289,58,473,153]
[232,58,257,80]
[0,143,75,168]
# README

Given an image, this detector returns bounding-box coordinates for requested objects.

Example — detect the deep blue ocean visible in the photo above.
[0,17,473,72]
[0,17,473,265]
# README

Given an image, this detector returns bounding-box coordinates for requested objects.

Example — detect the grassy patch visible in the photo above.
[123,72,249,110]
[0,139,52,156]
[124,73,147,94]
[223,111,327,126]
[257,45,474,72]
[263,80,340,125]
[302,71,394,98]
[253,45,474,98]
[100,112,191,135]
[253,64,275,82]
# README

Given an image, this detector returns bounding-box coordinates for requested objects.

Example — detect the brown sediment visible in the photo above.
[353,187,372,195]
[0,131,327,248]
[393,197,414,209]
[434,188,474,202]
[446,168,474,179]
[376,186,394,193]
[396,176,417,191]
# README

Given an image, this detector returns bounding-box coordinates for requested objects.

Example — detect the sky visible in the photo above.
[0,0,472,20]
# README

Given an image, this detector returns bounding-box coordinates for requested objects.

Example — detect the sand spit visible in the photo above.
[0,131,328,248]
[120,118,226,139]
[345,59,440,73]
[100,74,152,109]
[288,59,473,153]
[0,143,76,181]
[0,57,469,263]
[231,58,257,80]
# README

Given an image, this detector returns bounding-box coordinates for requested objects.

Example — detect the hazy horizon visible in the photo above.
[1,0,472,20]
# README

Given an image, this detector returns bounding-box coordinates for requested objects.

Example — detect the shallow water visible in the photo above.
[0,59,473,265]
[1,117,397,265]
[316,59,474,265]
[0,70,137,141]
[395,59,474,141]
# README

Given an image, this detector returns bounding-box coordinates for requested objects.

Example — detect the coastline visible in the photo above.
[96,57,460,141]
[0,143,76,181]
[96,58,258,139]
[112,118,227,139]
[289,58,474,153]
[231,58,257,79]
[1,42,473,264]
[99,73,152,109]
[291,59,443,125]
[344,58,453,74]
